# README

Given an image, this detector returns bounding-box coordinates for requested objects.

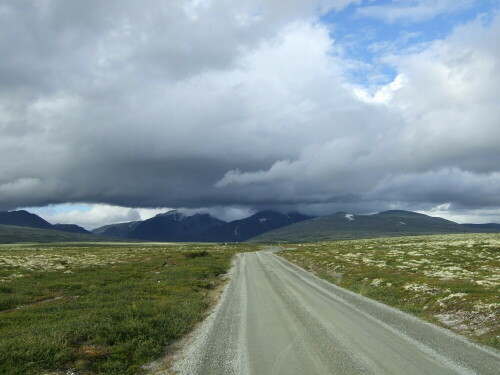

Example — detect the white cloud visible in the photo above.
[178,206,256,222]
[31,204,172,230]
[0,1,498,222]
[353,74,406,104]
[29,203,256,229]
[356,0,476,23]
[214,14,500,209]
[418,204,500,224]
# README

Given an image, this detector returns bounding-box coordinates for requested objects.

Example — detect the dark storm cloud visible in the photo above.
[0,1,499,221]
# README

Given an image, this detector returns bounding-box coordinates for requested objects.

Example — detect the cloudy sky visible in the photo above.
[1,0,499,229]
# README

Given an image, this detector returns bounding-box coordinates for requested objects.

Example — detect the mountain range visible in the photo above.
[1,209,499,244]
[0,210,90,234]
[92,210,313,242]
[248,210,499,243]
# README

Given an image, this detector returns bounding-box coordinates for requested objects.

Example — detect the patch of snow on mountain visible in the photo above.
[345,214,355,221]
[259,218,267,223]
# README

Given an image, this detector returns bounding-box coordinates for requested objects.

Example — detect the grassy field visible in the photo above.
[0,242,258,375]
[279,233,500,349]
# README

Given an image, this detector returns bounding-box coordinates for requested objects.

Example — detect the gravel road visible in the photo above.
[172,249,499,375]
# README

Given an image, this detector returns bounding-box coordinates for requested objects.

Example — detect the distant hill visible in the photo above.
[92,210,313,242]
[52,224,92,234]
[5,208,497,244]
[247,210,496,243]
[129,211,226,242]
[0,210,91,234]
[462,223,500,232]
[93,211,225,241]
[209,211,313,242]
[0,210,53,230]
[92,221,141,237]
[0,224,130,244]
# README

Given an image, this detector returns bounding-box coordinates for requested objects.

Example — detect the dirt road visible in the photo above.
[172,250,499,374]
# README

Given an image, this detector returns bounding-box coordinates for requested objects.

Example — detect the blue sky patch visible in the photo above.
[321,0,499,84]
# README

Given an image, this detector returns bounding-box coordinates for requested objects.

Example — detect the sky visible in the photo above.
[1,0,499,229]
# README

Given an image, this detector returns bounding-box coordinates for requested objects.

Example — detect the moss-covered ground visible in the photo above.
[280,233,499,349]
[0,242,257,375]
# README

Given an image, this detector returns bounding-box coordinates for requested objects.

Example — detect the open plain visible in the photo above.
[1,234,499,374]
[0,242,256,375]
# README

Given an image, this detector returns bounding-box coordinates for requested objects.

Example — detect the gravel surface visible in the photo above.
[171,249,500,375]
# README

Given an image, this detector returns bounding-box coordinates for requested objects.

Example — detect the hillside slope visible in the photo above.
[207,211,313,242]
[129,212,226,242]
[0,224,130,244]
[0,210,53,229]
[247,210,479,243]
[92,221,140,237]
[0,210,90,234]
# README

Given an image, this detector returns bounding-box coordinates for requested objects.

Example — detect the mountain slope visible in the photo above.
[247,210,477,243]
[52,224,91,234]
[129,212,227,242]
[92,221,141,237]
[0,210,90,234]
[0,224,128,244]
[92,210,314,242]
[0,210,53,230]
[209,211,313,242]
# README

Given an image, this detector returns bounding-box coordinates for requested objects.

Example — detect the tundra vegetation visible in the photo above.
[280,233,500,349]
[0,242,257,375]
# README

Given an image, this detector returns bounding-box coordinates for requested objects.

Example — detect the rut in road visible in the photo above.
[171,250,500,375]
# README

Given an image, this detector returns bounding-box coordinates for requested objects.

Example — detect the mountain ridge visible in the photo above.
[92,210,314,242]
[247,210,500,243]
[0,210,91,234]
[2,209,498,244]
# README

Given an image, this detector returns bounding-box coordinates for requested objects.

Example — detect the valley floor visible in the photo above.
[0,242,257,375]
[1,234,498,374]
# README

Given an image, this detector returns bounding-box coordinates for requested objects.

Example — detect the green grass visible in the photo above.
[0,242,258,375]
[280,233,500,349]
